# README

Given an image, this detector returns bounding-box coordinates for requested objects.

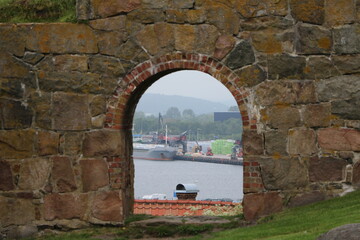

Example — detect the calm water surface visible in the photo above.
[134,159,243,201]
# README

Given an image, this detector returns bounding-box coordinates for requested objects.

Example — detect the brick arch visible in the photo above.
[104,52,256,131]
[103,52,260,218]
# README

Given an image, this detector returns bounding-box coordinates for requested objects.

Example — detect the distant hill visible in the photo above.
[135,93,232,115]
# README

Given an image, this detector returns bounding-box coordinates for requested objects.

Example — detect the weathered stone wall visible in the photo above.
[1,0,360,237]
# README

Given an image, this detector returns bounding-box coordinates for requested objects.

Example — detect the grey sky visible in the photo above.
[145,70,237,104]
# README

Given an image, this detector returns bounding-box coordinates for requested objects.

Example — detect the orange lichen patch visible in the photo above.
[304,66,311,74]
[290,0,324,24]
[251,29,283,54]
[39,33,51,53]
[77,34,85,39]
[38,71,45,79]
[329,114,339,120]
[288,129,295,136]
[262,114,269,122]
[325,0,355,26]
[318,37,331,50]
[272,152,281,159]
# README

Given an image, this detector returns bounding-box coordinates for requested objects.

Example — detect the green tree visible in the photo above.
[165,107,181,120]
[182,109,195,119]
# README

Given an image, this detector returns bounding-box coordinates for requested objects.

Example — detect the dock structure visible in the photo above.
[174,155,243,166]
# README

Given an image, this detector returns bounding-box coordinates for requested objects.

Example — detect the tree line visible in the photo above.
[133,107,242,141]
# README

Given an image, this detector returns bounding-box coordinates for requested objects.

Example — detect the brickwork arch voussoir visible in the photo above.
[104,52,256,131]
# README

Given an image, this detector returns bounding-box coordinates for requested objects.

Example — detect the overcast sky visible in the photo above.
[145,70,237,104]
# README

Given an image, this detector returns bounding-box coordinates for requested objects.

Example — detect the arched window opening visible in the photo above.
[132,70,244,217]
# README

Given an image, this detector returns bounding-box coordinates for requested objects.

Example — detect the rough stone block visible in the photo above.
[325,0,356,26]
[265,131,287,156]
[91,0,141,18]
[97,31,128,57]
[225,40,255,70]
[61,132,83,156]
[195,24,219,55]
[290,0,324,24]
[0,76,36,99]
[333,55,360,75]
[89,55,126,78]
[91,191,123,222]
[235,65,266,87]
[0,25,27,57]
[89,15,127,31]
[251,28,284,54]
[288,128,317,156]
[52,92,91,131]
[243,192,283,221]
[166,9,186,23]
[235,0,287,18]
[23,52,44,65]
[267,105,301,130]
[214,35,235,60]
[318,223,360,240]
[0,160,15,191]
[51,157,77,193]
[316,75,360,102]
[141,0,168,9]
[82,130,124,157]
[90,95,107,117]
[80,159,109,192]
[206,3,239,35]
[333,25,360,54]
[288,191,326,208]
[44,193,88,220]
[18,158,51,190]
[0,52,31,78]
[305,56,339,80]
[114,39,147,62]
[258,157,308,190]
[0,196,35,227]
[303,103,331,127]
[309,156,347,182]
[332,93,360,120]
[242,130,264,155]
[296,24,332,54]
[0,98,33,129]
[37,55,88,73]
[256,80,317,106]
[187,9,206,24]
[38,70,102,94]
[76,0,93,20]
[0,130,35,159]
[170,0,194,8]
[268,54,306,80]
[174,25,196,52]
[318,128,360,151]
[128,9,165,24]
[6,225,38,239]
[137,23,174,56]
[353,162,360,187]
[38,131,59,156]
[29,92,52,129]
[26,24,98,54]
[91,115,105,129]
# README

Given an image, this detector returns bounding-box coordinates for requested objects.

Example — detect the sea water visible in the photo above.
[134,159,243,201]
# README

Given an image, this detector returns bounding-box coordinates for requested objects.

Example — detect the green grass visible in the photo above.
[207,190,360,240]
[0,0,76,23]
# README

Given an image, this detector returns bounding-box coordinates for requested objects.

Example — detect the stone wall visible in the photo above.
[1,0,360,238]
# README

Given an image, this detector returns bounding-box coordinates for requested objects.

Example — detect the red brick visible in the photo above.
[243,161,250,166]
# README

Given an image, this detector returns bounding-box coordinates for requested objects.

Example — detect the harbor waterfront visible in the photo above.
[134,158,244,202]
